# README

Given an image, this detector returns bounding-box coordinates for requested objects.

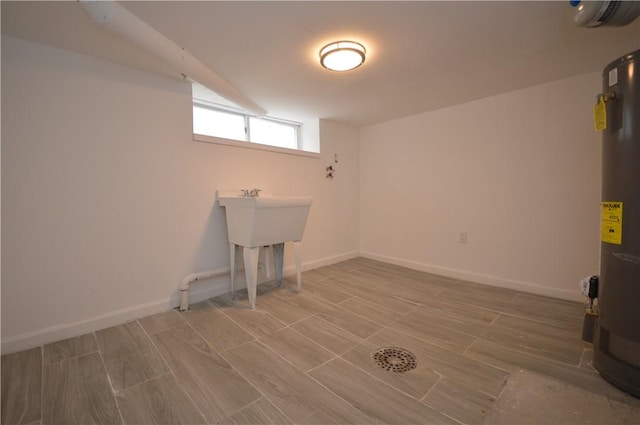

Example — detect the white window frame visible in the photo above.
[193,101,318,157]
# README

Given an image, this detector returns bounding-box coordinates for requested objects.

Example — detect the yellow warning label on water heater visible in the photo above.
[601,202,623,245]
[594,96,607,131]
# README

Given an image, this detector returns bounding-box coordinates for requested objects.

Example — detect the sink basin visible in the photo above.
[217,191,312,247]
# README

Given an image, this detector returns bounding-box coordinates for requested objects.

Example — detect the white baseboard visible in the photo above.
[360,251,584,303]
[0,298,172,356]
[0,250,360,355]
[299,250,360,271]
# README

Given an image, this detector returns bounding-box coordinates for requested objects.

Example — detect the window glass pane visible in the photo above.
[249,117,298,149]
[193,105,246,141]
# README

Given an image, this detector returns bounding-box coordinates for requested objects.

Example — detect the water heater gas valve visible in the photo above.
[579,275,599,299]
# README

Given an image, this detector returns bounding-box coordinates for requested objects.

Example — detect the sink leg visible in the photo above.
[273,243,285,287]
[294,241,302,293]
[264,245,272,279]
[243,246,260,309]
[229,243,236,299]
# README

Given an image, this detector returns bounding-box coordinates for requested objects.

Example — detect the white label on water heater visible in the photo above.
[609,68,618,87]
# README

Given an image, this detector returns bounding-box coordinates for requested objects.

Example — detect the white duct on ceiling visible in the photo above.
[79,0,266,117]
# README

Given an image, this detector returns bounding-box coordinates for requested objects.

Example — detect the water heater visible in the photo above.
[594,50,640,397]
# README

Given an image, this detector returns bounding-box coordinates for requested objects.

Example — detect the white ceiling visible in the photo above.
[2,1,639,126]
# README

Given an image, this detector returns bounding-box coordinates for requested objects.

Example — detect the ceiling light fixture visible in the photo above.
[319,41,366,72]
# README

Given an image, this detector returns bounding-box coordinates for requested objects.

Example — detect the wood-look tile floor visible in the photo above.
[3,257,639,425]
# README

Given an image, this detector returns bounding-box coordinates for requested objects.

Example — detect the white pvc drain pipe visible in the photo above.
[179,267,229,311]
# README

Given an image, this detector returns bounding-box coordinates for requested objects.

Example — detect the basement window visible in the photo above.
[193,102,302,151]
[192,82,319,155]
[193,105,246,141]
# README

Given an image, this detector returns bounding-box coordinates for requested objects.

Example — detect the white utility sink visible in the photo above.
[217,190,312,308]
[218,193,312,247]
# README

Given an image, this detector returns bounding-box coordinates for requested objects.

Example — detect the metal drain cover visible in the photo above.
[372,347,417,373]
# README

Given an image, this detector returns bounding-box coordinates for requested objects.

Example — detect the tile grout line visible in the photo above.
[310,313,367,346]
[178,304,251,353]
[216,342,296,425]
[339,292,421,321]
[112,370,175,394]
[417,375,471,425]
[385,322,471,354]
[579,347,596,370]
[136,319,209,425]
[433,286,450,296]
[136,319,177,376]
[291,358,382,424]
[40,345,44,425]
[290,288,388,334]
[283,324,340,361]
[265,289,382,341]
[249,332,336,378]
[489,312,503,325]
[93,335,126,425]
[363,323,391,343]
[258,289,316,328]
[214,395,290,425]
[301,280,356,303]
[208,294,291,332]
[327,300,398,329]
[397,301,421,319]
[303,348,341,375]
[281,311,315,329]
[205,298,259,336]
[421,372,444,402]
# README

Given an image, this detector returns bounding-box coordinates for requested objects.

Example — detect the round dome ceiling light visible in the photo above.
[319,41,366,72]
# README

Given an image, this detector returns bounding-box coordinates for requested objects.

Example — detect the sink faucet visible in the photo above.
[250,188,262,197]
[241,189,250,197]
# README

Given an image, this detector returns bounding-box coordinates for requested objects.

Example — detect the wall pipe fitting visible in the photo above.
[179,268,229,311]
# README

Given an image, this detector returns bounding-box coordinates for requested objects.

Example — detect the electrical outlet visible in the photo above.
[458,232,468,244]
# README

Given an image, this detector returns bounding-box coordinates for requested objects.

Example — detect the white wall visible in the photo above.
[1,34,610,354]
[359,73,602,301]
[1,37,359,353]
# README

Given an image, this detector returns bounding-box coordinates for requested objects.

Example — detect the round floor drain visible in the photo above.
[372,347,417,373]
